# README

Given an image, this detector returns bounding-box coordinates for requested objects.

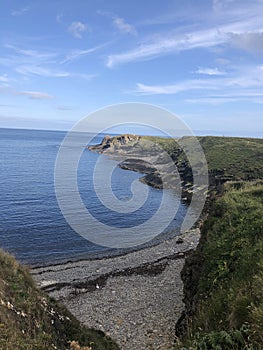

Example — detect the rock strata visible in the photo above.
[88,134,191,194]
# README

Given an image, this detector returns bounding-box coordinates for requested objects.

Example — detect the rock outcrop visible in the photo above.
[88,134,141,154]
[88,134,194,199]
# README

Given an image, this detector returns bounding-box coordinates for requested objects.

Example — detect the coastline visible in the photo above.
[31,134,202,349]
[32,228,200,350]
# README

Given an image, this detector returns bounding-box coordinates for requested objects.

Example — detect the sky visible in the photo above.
[0,0,262,136]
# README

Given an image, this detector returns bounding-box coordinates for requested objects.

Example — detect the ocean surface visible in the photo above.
[0,128,188,266]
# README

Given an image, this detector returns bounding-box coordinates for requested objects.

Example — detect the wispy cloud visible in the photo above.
[19,90,54,100]
[186,88,263,105]
[4,44,57,61]
[56,105,74,111]
[98,11,137,35]
[106,2,263,67]
[195,67,226,75]
[212,0,235,12]
[1,44,63,78]
[61,44,106,64]
[68,21,88,39]
[106,27,229,67]
[113,17,137,35]
[56,13,63,23]
[136,80,214,95]
[134,64,263,105]
[16,65,70,78]
[1,43,96,81]
[0,85,54,100]
[15,65,96,80]
[0,74,9,82]
[11,6,30,16]
[231,32,263,52]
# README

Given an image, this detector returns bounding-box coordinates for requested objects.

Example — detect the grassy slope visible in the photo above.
[0,251,119,350]
[143,136,263,348]
[144,135,263,181]
[198,136,263,180]
[175,181,263,349]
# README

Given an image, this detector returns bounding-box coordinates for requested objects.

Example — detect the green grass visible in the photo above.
[175,181,263,349]
[0,251,119,350]
[142,135,263,181]
[198,136,263,180]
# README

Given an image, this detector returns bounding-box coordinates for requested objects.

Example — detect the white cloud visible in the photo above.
[19,90,54,100]
[56,13,63,23]
[216,57,231,65]
[113,17,137,35]
[4,44,57,60]
[107,27,228,67]
[106,1,263,68]
[11,6,30,16]
[0,74,9,82]
[136,80,215,95]
[61,44,106,64]
[97,11,137,35]
[195,67,226,75]
[231,32,263,52]
[56,105,74,111]
[68,21,88,39]
[134,65,263,105]
[1,43,97,81]
[16,65,70,78]
[213,0,235,12]
[0,86,54,100]
[15,65,96,80]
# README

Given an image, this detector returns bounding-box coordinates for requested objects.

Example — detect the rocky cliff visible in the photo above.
[88,134,193,197]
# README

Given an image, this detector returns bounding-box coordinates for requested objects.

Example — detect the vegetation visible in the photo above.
[174,180,263,349]
[0,250,119,350]
[1,135,262,349]
[145,135,263,181]
[198,136,263,180]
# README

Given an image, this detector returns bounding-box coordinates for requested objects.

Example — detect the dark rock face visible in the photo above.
[119,159,157,174]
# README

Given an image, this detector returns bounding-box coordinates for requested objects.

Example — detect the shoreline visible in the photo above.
[31,228,200,350]
[29,225,186,269]
[31,134,202,349]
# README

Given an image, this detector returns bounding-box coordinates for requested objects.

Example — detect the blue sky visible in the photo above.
[0,0,262,136]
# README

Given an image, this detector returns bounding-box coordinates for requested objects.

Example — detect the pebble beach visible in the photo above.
[32,228,200,350]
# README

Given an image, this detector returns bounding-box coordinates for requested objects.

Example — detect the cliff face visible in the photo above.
[88,134,193,194]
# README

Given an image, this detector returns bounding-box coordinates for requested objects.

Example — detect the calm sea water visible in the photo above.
[0,128,187,266]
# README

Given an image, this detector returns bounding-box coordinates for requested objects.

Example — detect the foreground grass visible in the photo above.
[0,251,119,350]
[174,180,263,349]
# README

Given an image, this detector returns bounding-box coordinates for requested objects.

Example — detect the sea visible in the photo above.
[0,128,188,267]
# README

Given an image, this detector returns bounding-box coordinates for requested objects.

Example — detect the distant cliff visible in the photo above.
[89,134,263,190]
[88,134,194,199]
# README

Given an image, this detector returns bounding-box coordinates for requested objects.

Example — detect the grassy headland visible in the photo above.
[145,135,263,182]
[0,250,119,350]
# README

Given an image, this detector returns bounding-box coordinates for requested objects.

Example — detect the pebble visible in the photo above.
[32,228,200,350]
